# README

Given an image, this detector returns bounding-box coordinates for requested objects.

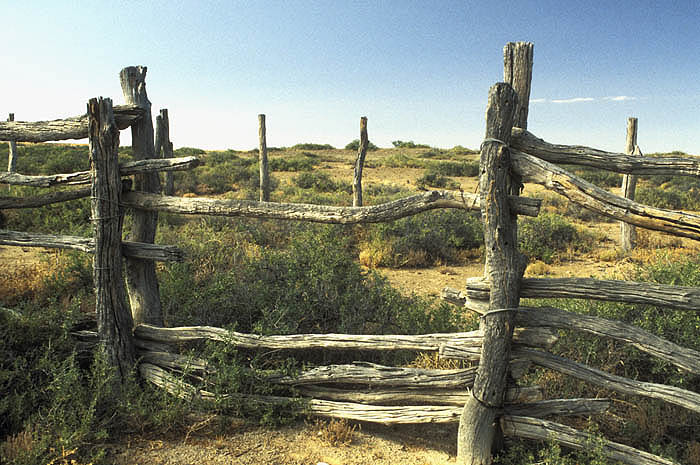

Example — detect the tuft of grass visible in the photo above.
[313,418,358,446]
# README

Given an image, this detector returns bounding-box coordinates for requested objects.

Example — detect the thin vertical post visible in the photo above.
[119,66,163,326]
[7,113,17,173]
[621,117,639,251]
[88,97,135,380]
[258,114,269,202]
[353,117,369,207]
[156,109,174,196]
[503,42,534,129]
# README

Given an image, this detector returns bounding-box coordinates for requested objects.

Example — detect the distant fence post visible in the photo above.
[155,109,175,195]
[7,113,17,173]
[258,114,270,202]
[620,117,639,251]
[119,66,164,327]
[88,97,135,380]
[458,41,532,465]
[353,117,368,207]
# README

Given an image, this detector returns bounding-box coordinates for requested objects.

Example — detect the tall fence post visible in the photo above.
[458,41,532,465]
[258,114,270,202]
[119,66,164,326]
[88,97,135,380]
[7,113,17,173]
[621,117,639,251]
[353,117,368,207]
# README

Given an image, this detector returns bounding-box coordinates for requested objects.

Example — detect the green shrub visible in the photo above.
[416,171,459,190]
[519,213,593,263]
[362,210,483,268]
[291,143,335,151]
[428,160,480,177]
[269,152,319,171]
[380,153,426,168]
[344,139,379,151]
[391,140,430,149]
[292,172,350,193]
[569,166,622,187]
[2,191,91,235]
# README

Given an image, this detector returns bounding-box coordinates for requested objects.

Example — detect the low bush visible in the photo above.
[428,160,480,177]
[360,210,483,268]
[269,152,319,171]
[519,213,594,263]
[392,140,430,149]
[344,139,379,151]
[292,172,351,193]
[291,143,335,151]
[416,171,460,190]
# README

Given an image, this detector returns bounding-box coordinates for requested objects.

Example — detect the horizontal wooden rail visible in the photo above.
[0,105,144,142]
[512,127,700,177]
[501,415,678,465]
[515,347,700,415]
[134,324,556,351]
[466,277,700,312]
[511,149,700,241]
[296,385,543,406]
[0,186,91,209]
[0,229,183,262]
[122,190,541,223]
[140,363,607,424]
[0,156,200,187]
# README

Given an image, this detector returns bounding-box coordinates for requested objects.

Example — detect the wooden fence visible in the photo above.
[2,43,699,465]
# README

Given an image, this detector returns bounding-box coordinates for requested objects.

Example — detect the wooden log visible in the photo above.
[503,42,534,129]
[511,127,700,177]
[516,347,700,415]
[139,350,211,374]
[503,398,610,418]
[501,416,678,465]
[133,324,552,351]
[122,189,540,224]
[511,148,700,241]
[0,156,199,187]
[466,277,700,312]
[88,97,135,379]
[515,306,700,375]
[258,114,270,202]
[621,117,640,251]
[7,113,17,172]
[459,81,524,463]
[0,229,184,262]
[0,105,144,142]
[0,186,91,208]
[297,385,543,406]
[353,116,369,207]
[269,362,478,388]
[120,66,163,327]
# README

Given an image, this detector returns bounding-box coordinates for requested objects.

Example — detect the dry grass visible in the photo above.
[0,430,34,462]
[313,418,358,447]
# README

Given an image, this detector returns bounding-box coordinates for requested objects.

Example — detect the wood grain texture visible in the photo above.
[511,127,700,177]
[0,157,199,187]
[123,189,540,222]
[7,113,17,172]
[88,97,135,379]
[516,347,700,414]
[120,66,163,326]
[511,149,700,241]
[503,42,533,129]
[0,105,144,142]
[459,81,523,465]
[466,276,700,312]
[501,416,678,465]
[353,116,369,206]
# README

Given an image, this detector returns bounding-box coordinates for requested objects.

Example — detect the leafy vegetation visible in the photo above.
[344,139,379,151]
[391,140,430,149]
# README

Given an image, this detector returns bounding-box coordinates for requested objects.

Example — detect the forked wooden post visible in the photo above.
[88,97,135,380]
[7,113,17,173]
[353,116,369,207]
[458,41,532,465]
[258,114,270,202]
[119,66,164,326]
[621,117,639,251]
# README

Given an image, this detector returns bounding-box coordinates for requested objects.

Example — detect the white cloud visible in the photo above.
[603,95,637,101]
[530,98,546,103]
[551,97,595,104]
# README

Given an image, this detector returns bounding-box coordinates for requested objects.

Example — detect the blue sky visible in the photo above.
[2,0,699,154]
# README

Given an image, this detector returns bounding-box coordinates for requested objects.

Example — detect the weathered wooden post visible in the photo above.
[119,66,164,326]
[258,114,270,202]
[353,117,369,207]
[458,42,532,465]
[88,97,135,380]
[155,109,175,196]
[7,113,17,173]
[620,117,639,251]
